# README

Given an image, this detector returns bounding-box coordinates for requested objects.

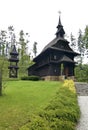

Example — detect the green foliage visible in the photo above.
[0,81,60,130]
[20,81,80,130]
[18,54,33,78]
[0,81,80,130]
[81,25,88,61]
[0,30,7,56]
[18,30,30,65]
[75,64,88,82]
[21,75,40,81]
[0,56,9,95]
[83,25,88,49]
[70,33,76,51]
[77,29,85,64]
[0,26,31,77]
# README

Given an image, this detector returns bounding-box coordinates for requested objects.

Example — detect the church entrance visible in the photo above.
[64,66,69,78]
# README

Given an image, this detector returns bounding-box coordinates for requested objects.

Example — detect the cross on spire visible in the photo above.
[58,11,61,16]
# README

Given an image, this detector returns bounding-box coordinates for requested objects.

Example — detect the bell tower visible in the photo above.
[55,11,65,38]
[8,45,19,78]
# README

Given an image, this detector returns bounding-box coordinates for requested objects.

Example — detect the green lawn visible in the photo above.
[0,81,60,130]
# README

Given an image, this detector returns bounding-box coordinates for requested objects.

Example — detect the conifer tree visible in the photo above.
[18,30,30,77]
[0,30,7,56]
[33,42,37,57]
[77,29,85,64]
[70,32,76,50]
[82,26,88,58]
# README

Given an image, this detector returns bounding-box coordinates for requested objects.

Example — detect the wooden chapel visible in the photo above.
[28,15,79,80]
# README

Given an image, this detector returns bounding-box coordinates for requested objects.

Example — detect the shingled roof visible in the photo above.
[33,14,79,62]
[10,45,19,55]
[42,37,68,53]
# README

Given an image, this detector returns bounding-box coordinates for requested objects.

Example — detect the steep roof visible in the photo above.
[33,14,79,61]
[50,46,79,55]
[42,37,69,53]
[10,45,19,55]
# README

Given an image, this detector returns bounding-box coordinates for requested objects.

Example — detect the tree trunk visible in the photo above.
[0,71,2,96]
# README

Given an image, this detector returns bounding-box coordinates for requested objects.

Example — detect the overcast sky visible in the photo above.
[0,0,88,54]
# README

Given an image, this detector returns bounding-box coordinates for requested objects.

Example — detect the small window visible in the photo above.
[54,69,57,72]
[54,55,57,59]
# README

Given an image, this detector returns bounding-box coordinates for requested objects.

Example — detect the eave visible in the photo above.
[8,66,19,69]
[9,58,19,62]
[50,46,80,56]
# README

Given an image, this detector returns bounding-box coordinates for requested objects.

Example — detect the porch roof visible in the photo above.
[59,55,75,63]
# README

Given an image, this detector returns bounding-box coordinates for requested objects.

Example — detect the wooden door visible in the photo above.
[64,67,69,78]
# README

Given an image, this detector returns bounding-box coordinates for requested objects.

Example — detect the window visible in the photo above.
[54,69,57,72]
[54,55,57,60]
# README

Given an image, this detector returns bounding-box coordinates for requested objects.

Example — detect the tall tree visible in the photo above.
[70,32,76,50]
[19,30,29,64]
[0,30,7,56]
[33,42,37,57]
[8,26,16,45]
[18,30,30,77]
[0,56,8,96]
[82,26,88,57]
[8,26,16,56]
[77,29,85,64]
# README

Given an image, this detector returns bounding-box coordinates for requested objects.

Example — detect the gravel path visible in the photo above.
[75,82,88,96]
[76,96,88,130]
[75,83,88,130]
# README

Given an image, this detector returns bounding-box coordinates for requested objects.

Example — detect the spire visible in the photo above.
[58,11,62,25]
[56,11,65,38]
[58,16,62,25]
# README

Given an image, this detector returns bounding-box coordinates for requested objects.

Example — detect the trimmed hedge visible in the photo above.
[20,81,80,130]
[21,75,40,81]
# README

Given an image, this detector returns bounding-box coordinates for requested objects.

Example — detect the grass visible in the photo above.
[0,81,60,130]
[20,80,80,130]
[0,80,80,130]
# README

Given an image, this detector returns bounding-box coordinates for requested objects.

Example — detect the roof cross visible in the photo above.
[58,11,61,16]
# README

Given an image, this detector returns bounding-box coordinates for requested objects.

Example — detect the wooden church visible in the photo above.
[28,15,79,80]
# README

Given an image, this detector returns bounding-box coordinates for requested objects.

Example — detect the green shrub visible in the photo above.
[20,82,80,130]
[75,64,88,82]
[21,75,40,81]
